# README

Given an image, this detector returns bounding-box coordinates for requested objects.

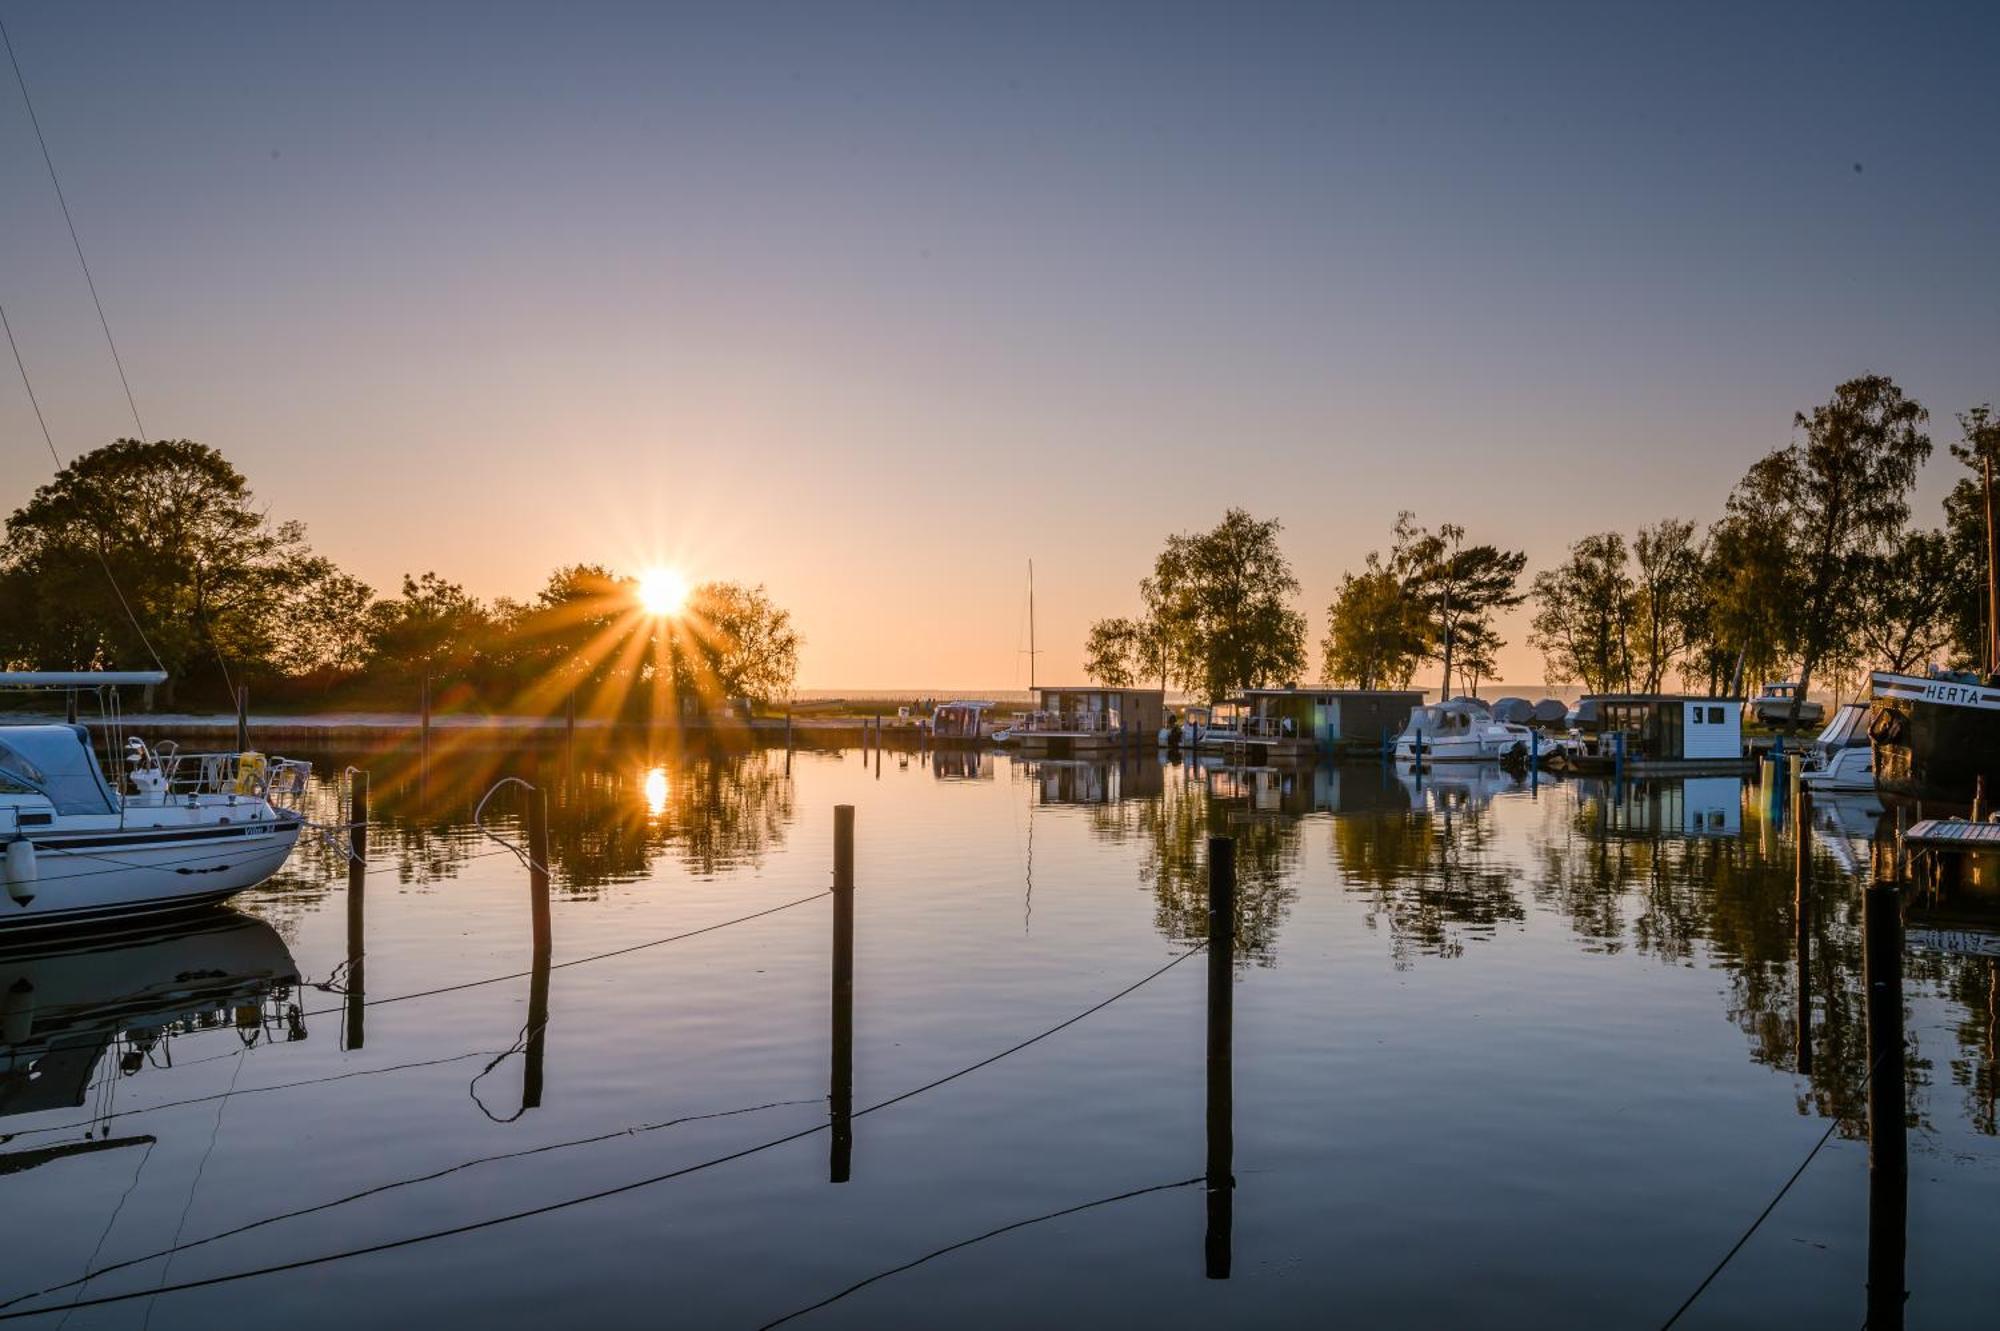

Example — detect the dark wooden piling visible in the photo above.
[522,943,550,1111]
[235,685,250,753]
[831,805,855,1183]
[1794,787,1812,1076]
[528,786,552,960]
[344,771,369,1051]
[1864,878,1906,1331]
[1206,834,1235,1280]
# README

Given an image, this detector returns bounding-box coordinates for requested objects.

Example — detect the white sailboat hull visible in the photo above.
[1,818,302,932]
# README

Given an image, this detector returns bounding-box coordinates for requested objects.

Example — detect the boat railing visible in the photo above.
[1020,711,1115,734]
[131,744,313,810]
[1240,716,1299,739]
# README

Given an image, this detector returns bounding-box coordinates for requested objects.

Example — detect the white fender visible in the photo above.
[5,839,37,906]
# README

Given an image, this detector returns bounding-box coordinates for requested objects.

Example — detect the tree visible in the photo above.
[364,572,493,682]
[1630,519,1706,692]
[1852,528,1957,675]
[0,439,326,702]
[1146,509,1307,703]
[1321,554,1426,689]
[1530,533,1635,693]
[1397,515,1526,698]
[1704,496,1794,697]
[1733,374,1931,730]
[1084,617,1144,686]
[668,581,801,705]
[268,562,376,676]
[1944,405,2000,671]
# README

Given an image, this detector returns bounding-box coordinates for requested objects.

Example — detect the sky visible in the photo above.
[2,1,1996,691]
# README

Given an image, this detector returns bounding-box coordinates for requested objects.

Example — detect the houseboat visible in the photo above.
[1867,668,2000,812]
[1013,687,1165,755]
[928,700,996,744]
[1234,688,1428,761]
[1567,694,1750,775]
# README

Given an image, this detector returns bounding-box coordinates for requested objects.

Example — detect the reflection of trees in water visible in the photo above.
[554,750,794,888]
[1526,785,1939,1139]
[1940,956,2000,1136]
[262,741,794,894]
[1331,782,1523,967]
[1086,764,1299,966]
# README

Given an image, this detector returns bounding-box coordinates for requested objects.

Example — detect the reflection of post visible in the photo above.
[831,805,855,1183]
[1795,787,1813,1076]
[1864,880,1906,1331]
[523,938,550,1111]
[1205,835,1235,1280]
[344,771,368,1051]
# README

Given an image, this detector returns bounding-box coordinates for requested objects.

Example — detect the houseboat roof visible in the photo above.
[1583,693,1746,704]
[1238,687,1426,697]
[1036,684,1164,695]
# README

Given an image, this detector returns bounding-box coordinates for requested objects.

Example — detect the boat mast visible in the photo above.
[1024,555,1040,687]
[1986,451,1998,679]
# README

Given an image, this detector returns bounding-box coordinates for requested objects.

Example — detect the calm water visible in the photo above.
[4,743,1997,1328]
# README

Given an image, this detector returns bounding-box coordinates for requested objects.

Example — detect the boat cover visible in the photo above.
[1532,699,1569,725]
[0,725,119,815]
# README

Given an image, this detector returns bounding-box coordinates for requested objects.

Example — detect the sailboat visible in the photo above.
[1,673,314,931]
[990,559,1040,745]
[1868,450,2000,811]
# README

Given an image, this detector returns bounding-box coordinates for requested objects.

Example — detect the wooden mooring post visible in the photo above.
[1794,787,1812,1076]
[831,804,855,1183]
[344,770,369,1051]
[1864,876,1906,1331]
[1205,834,1235,1280]
[522,785,552,1111]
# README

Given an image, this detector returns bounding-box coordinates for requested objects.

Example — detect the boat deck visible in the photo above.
[1905,819,2000,849]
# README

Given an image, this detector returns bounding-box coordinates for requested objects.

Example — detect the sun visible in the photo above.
[636,566,690,617]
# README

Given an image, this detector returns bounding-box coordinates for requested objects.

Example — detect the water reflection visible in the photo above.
[0,913,300,1132]
[273,741,799,892]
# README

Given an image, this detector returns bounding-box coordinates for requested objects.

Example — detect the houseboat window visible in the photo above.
[1708,707,1723,723]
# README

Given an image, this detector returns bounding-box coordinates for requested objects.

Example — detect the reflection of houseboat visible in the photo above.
[928,701,996,744]
[1868,669,2000,812]
[1233,688,1428,762]
[931,749,993,781]
[1030,758,1164,805]
[1800,702,1873,792]
[1567,695,1750,774]
[1576,776,1745,838]
[1014,687,1165,755]
[1393,698,1541,763]
[2,912,299,1124]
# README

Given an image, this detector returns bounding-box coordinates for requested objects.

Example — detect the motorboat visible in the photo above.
[1159,704,1216,750]
[1868,667,2000,811]
[1,700,311,931]
[1799,701,1873,792]
[1393,698,1543,763]
[1748,680,1826,729]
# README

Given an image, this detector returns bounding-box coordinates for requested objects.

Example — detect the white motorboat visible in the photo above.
[1748,680,1826,729]
[1,686,311,931]
[1159,705,1217,750]
[1799,701,1873,792]
[929,700,996,742]
[1393,698,1543,763]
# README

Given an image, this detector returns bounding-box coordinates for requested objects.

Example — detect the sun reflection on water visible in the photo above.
[643,766,669,817]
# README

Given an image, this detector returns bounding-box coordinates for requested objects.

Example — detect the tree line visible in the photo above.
[0,438,801,711]
[1088,375,1996,723]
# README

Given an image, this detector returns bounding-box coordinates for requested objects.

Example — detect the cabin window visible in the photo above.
[1708,707,1724,724]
